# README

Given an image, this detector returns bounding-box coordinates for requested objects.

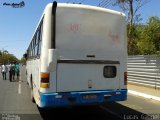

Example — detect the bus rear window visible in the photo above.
[103,66,116,78]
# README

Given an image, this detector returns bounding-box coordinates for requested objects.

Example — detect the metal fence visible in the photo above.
[128,55,160,89]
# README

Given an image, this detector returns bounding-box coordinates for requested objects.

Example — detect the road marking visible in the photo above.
[100,106,123,119]
[19,72,21,81]
[128,90,160,101]
[18,82,21,94]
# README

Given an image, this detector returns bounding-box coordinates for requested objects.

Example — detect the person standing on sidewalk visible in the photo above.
[1,63,8,80]
[10,63,16,81]
[15,63,20,81]
[8,63,12,82]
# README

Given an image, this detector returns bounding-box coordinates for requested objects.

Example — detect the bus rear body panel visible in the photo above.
[27,2,127,108]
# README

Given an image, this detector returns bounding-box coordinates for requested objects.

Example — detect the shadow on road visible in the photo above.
[38,106,109,120]
[38,102,150,120]
[103,102,152,120]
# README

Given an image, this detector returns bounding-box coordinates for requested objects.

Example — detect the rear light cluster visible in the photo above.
[40,72,50,88]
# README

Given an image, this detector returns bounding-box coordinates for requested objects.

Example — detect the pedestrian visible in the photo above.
[10,63,16,81]
[1,63,8,80]
[8,63,12,82]
[15,63,20,81]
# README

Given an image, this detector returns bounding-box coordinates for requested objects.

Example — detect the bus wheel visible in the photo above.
[31,89,35,103]
[30,75,35,103]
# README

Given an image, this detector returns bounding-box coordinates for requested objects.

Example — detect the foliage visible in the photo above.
[101,0,150,55]
[136,16,160,55]
[0,50,19,64]
[20,57,26,63]
[108,0,160,55]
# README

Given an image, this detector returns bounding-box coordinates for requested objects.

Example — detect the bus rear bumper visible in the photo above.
[39,89,127,108]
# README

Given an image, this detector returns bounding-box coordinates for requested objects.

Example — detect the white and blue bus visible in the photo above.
[24,1,127,108]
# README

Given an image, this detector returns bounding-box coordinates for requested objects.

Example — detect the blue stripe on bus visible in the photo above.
[39,89,127,108]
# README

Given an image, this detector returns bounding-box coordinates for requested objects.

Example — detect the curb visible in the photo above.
[128,90,160,101]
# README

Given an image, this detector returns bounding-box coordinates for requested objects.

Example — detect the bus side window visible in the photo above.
[33,37,35,57]
[35,29,39,56]
[30,41,33,57]
[38,21,43,56]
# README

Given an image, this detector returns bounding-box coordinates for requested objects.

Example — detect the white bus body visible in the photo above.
[25,1,127,108]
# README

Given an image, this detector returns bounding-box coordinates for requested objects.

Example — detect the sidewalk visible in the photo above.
[128,83,160,101]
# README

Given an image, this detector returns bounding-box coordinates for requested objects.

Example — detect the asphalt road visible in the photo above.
[0,65,160,120]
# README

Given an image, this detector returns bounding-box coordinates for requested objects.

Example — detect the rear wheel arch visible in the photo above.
[30,74,35,103]
[30,74,33,89]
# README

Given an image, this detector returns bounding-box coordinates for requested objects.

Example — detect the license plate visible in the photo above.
[82,94,97,99]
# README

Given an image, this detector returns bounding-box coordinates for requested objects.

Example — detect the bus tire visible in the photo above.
[26,76,29,85]
[30,75,35,103]
[31,89,35,103]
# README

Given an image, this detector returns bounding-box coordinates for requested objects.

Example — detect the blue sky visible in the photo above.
[0,0,159,59]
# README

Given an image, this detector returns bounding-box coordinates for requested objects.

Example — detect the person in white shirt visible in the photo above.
[1,63,8,80]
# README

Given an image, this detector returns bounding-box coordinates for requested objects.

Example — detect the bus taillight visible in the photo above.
[40,72,49,88]
[124,72,127,85]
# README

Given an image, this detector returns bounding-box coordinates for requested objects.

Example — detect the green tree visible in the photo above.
[147,17,160,53]
[0,51,19,64]
[20,57,26,63]
[114,0,149,55]
[137,16,160,55]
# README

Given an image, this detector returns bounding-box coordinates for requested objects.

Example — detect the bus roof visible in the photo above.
[46,2,125,17]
